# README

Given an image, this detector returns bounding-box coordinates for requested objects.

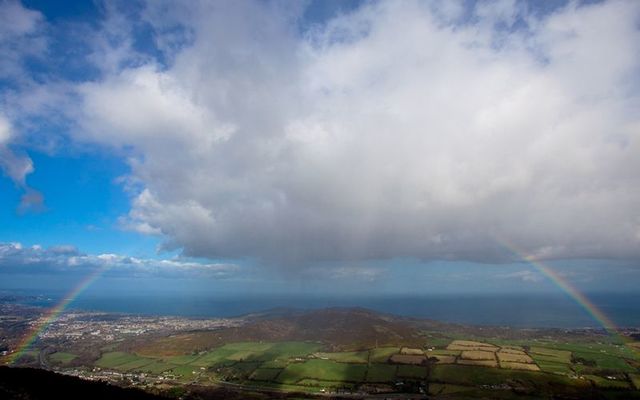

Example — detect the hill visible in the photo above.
[134,307,430,356]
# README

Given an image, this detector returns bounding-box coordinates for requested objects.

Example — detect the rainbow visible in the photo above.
[495,237,622,337]
[496,237,640,358]
[7,267,107,365]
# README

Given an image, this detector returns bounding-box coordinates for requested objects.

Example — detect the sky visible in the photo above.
[0,0,639,297]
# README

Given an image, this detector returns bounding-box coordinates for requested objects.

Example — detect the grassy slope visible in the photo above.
[276,359,367,384]
[49,352,77,364]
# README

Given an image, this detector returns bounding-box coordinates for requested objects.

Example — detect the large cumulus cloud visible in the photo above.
[12,0,640,266]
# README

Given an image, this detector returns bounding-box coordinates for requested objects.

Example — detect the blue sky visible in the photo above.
[1,0,639,296]
[0,150,152,254]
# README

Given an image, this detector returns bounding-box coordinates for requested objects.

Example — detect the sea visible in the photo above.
[4,290,640,329]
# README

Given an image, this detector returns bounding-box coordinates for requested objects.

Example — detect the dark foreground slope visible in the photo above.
[0,366,167,400]
[0,367,333,400]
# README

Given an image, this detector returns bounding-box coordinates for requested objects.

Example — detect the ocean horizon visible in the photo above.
[5,289,640,329]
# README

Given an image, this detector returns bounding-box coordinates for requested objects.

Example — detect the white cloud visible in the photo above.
[496,269,542,283]
[0,113,33,186]
[0,0,42,37]
[0,242,238,278]
[0,1,44,204]
[0,112,44,213]
[0,0,45,81]
[9,0,640,266]
[0,114,10,143]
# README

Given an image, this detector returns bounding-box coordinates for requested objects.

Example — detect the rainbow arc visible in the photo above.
[495,237,630,345]
[5,242,637,364]
[7,267,107,365]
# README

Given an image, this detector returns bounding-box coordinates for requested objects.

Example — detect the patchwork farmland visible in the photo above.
[84,337,640,395]
[3,306,637,399]
[10,307,637,398]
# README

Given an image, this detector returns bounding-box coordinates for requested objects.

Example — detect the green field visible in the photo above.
[630,374,640,390]
[429,383,475,396]
[171,365,200,380]
[431,363,597,397]
[94,342,324,381]
[165,354,201,365]
[225,342,275,352]
[96,351,199,375]
[221,342,275,361]
[396,364,428,379]
[366,364,397,382]
[276,359,367,384]
[529,347,572,363]
[424,337,453,348]
[190,347,237,367]
[296,379,353,389]
[49,352,77,364]
[528,346,573,375]
[249,368,282,381]
[189,341,321,366]
[115,357,155,371]
[95,352,142,368]
[369,347,399,363]
[584,375,631,389]
[260,358,290,368]
[137,361,175,374]
[86,338,640,397]
[432,364,545,386]
[574,351,634,371]
[259,342,323,360]
[316,351,369,363]
[533,340,639,375]
[547,342,640,360]
[535,360,572,374]
[229,361,260,374]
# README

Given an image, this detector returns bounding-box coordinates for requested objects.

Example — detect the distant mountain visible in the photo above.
[252,307,427,350]
[131,307,594,358]
[134,307,439,356]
